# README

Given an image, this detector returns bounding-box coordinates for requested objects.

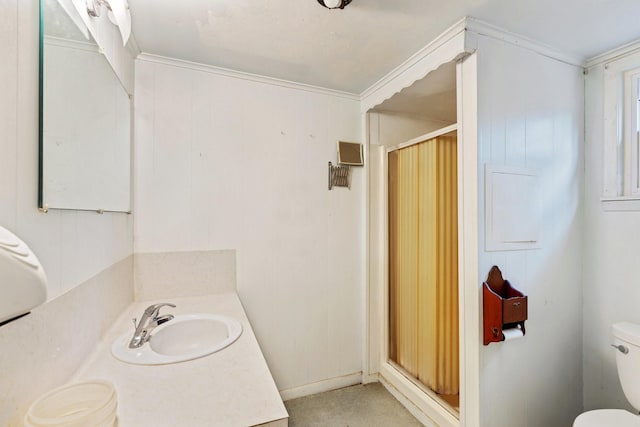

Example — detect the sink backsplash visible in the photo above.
[134,250,236,300]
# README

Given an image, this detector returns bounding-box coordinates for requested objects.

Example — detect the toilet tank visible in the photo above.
[612,322,640,411]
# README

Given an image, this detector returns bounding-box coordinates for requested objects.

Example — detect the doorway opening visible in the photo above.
[367,59,461,424]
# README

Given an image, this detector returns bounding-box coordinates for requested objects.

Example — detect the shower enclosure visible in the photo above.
[387,128,459,409]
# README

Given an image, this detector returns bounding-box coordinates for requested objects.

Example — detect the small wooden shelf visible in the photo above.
[483,266,527,345]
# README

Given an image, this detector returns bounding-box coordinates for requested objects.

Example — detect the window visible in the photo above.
[623,67,640,196]
[602,51,640,210]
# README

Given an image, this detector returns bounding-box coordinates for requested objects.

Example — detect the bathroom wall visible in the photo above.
[369,111,453,148]
[0,0,133,300]
[0,1,134,422]
[582,44,640,411]
[133,57,364,395]
[475,36,584,426]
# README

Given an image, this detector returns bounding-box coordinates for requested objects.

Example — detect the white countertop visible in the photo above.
[72,292,288,427]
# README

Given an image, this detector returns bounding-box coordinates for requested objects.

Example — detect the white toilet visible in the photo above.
[574,322,640,426]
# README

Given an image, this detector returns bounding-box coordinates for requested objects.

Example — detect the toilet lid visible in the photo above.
[574,409,640,427]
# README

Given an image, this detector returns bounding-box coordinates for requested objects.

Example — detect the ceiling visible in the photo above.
[129,0,640,94]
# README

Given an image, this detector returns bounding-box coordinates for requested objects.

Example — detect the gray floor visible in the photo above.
[284,383,423,427]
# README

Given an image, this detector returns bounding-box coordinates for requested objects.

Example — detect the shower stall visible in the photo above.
[388,128,459,408]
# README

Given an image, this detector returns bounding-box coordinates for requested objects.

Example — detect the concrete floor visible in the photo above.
[284,383,423,427]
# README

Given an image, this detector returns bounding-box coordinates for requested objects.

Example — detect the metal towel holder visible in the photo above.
[328,162,351,190]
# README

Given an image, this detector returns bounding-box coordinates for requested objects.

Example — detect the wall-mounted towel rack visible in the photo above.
[328,162,350,190]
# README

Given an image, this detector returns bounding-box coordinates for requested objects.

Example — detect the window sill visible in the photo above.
[601,196,640,211]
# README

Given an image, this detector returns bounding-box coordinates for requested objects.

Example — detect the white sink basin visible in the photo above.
[111,314,242,365]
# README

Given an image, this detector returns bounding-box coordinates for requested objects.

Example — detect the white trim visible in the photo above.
[464,18,585,68]
[362,111,371,383]
[624,69,640,195]
[380,364,459,427]
[362,373,379,384]
[360,16,584,116]
[360,18,468,101]
[379,375,440,427]
[456,52,480,427]
[372,108,454,124]
[136,53,360,100]
[360,19,471,114]
[603,57,625,196]
[126,33,142,59]
[382,146,390,367]
[279,372,362,401]
[586,39,640,69]
[601,197,640,211]
[44,35,99,53]
[602,51,640,198]
[387,124,458,153]
[366,143,386,379]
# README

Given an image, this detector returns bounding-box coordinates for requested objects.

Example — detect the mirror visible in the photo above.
[39,0,131,213]
[337,141,364,166]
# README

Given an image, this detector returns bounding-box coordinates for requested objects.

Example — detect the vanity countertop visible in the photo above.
[71,292,288,427]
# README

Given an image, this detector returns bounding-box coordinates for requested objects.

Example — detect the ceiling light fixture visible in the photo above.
[84,0,131,46]
[317,0,352,10]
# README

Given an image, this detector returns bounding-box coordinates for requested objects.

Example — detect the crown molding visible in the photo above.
[136,53,360,101]
[44,35,100,53]
[137,17,588,108]
[126,33,142,59]
[585,38,640,69]
[359,16,586,113]
[464,17,586,68]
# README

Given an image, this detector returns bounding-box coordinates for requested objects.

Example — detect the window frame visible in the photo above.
[623,67,640,196]
[601,52,640,210]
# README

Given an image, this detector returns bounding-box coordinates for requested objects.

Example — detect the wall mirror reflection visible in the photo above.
[39,0,131,213]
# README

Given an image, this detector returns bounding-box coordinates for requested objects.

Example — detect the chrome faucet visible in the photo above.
[128,303,176,349]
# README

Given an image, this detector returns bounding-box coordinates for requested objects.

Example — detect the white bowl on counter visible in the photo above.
[24,380,117,427]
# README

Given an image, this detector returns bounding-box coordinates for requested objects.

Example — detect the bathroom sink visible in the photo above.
[111,314,242,365]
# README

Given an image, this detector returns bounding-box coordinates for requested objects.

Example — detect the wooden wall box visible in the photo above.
[483,265,528,345]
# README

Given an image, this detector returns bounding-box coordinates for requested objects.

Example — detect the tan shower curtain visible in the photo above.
[388,131,459,395]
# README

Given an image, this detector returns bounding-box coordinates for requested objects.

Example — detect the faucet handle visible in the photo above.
[144,303,176,318]
[612,344,629,354]
[132,317,144,330]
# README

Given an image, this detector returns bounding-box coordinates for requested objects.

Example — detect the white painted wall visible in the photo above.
[476,36,584,426]
[582,54,640,411]
[369,111,453,148]
[0,0,133,299]
[133,57,364,393]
